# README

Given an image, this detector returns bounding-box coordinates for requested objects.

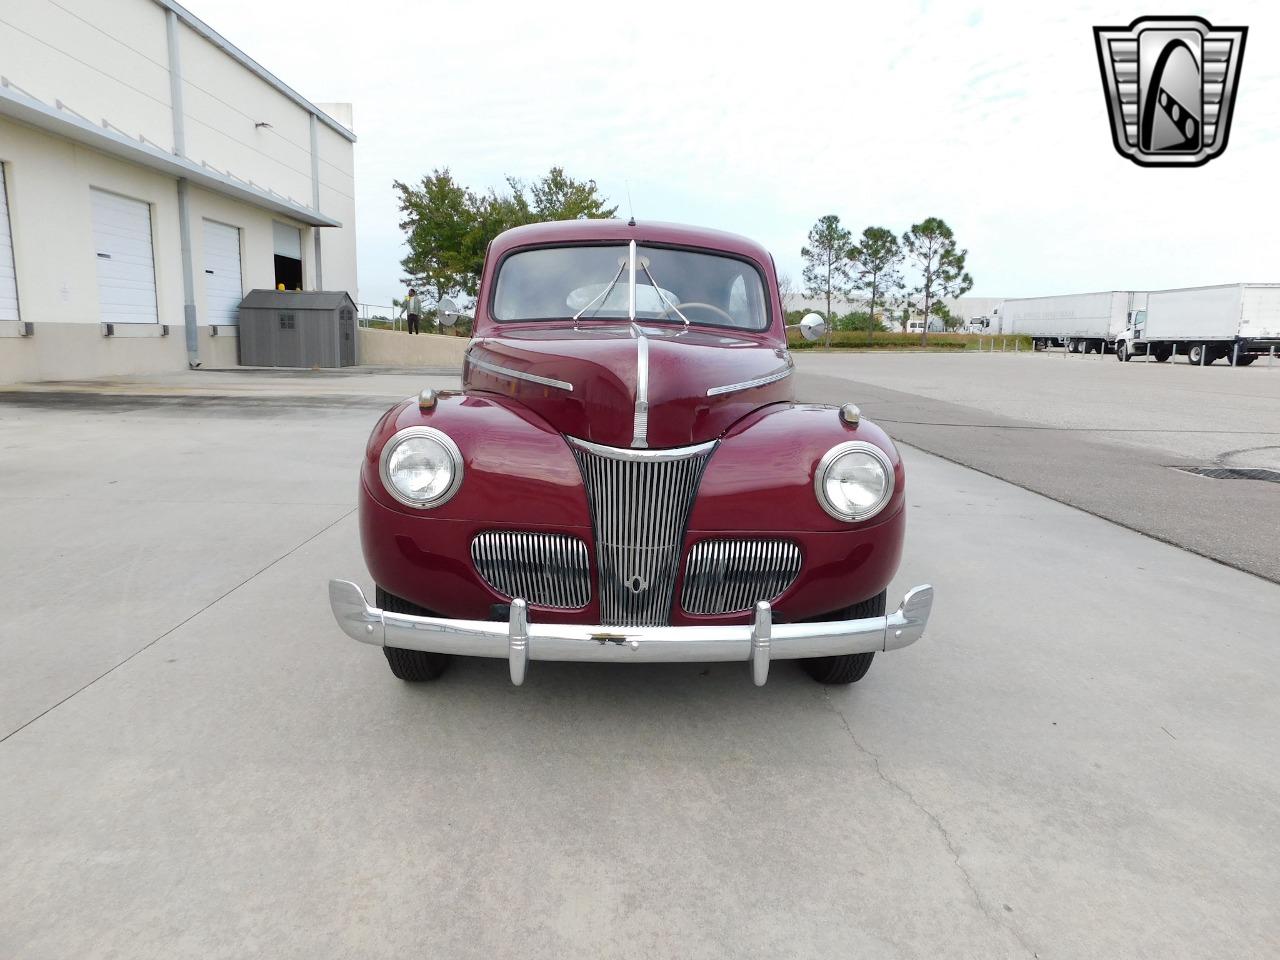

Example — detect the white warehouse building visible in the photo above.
[0,0,357,384]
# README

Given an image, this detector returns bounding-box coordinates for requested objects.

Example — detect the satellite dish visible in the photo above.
[438,297,458,327]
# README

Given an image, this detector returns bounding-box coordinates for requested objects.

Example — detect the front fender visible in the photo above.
[678,403,906,619]
[689,403,905,533]
[359,394,592,616]
[361,394,589,527]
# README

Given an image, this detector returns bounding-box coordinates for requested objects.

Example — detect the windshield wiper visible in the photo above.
[572,259,629,324]
[638,258,691,327]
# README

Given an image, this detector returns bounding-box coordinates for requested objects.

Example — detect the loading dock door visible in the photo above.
[0,166,19,321]
[90,188,158,324]
[272,221,303,291]
[203,219,243,325]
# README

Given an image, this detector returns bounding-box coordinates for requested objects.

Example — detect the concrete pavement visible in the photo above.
[795,351,1280,582]
[1,372,1278,959]
[796,349,1280,462]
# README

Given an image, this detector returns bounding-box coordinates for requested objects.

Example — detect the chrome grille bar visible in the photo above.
[569,437,715,627]
[682,539,802,615]
[471,531,591,609]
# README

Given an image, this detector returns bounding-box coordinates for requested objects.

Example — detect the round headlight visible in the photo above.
[379,426,463,509]
[814,441,894,522]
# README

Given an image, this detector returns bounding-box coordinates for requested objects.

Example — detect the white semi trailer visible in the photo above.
[1114,284,1280,365]
[999,291,1146,354]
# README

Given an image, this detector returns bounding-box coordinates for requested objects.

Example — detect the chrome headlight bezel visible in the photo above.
[814,440,895,522]
[378,426,464,509]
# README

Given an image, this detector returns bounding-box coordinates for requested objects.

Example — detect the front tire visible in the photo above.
[801,590,886,685]
[1117,342,1130,362]
[376,586,450,681]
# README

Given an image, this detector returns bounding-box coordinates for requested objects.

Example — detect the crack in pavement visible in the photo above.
[822,689,1039,959]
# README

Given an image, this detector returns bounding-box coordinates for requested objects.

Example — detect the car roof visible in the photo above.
[487,219,775,267]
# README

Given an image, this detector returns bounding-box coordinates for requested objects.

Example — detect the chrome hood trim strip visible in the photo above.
[706,358,794,396]
[468,353,573,392]
[631,322,649,449]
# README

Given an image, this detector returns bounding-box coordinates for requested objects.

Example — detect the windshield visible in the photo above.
[492,244,769,331]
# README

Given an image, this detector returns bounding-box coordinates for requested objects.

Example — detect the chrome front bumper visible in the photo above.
[329,580,934,686]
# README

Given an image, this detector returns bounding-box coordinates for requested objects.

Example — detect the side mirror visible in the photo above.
[796,312,827,342]
[438,297,459,328]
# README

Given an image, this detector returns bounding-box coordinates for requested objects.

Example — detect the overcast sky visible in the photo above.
[197,0,1278,308]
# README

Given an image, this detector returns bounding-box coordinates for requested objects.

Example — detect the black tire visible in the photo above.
[376,586,450,681]
[801,590,886,685]
[1154,347,1171,363]
[1188,343,1214,366]
[1034,338,1046,352]
[1237,355,1257,366]
[1117,342,1130,362]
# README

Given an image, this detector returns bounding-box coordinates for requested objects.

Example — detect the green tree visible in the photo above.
[393,168,478,305]
[524,167,617,221]
[932,302,962,331]
[801,214,853,347]
[395,166,616,307]
[848,227,904,343]
[836,310,878,333]
[902,217,973,346]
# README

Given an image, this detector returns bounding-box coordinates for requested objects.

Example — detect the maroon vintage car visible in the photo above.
[330,219,932,686]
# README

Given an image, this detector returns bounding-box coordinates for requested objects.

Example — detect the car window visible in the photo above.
[493,244,769,331]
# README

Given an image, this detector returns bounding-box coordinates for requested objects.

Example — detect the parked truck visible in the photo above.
[1000,291,1147,354]
[1114,284,1280,365]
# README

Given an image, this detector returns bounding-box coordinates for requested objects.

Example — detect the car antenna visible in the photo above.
[626,180,636,227]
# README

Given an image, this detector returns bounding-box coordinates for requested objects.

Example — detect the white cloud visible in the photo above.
[198,0,1280,304]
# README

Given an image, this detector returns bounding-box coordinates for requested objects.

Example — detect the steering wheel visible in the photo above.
[671,301,736,325]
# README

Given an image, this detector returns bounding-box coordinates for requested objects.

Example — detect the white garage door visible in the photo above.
[90,188,158,324]
[0,165,19,322]
[203,219,243,325]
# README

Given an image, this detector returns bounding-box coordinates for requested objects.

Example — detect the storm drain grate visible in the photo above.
[1176,466,1280,483]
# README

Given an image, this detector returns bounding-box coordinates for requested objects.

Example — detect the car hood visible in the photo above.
[464,324,795,449]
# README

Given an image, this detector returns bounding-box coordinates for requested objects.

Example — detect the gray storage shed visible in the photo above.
[237,290,358,368]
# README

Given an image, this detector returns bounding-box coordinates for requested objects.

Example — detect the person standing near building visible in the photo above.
[400,288,423,335]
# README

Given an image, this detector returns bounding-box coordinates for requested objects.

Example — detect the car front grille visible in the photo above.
[681,539,803,615]
[470,531,591,609]
[569,437,716,627]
